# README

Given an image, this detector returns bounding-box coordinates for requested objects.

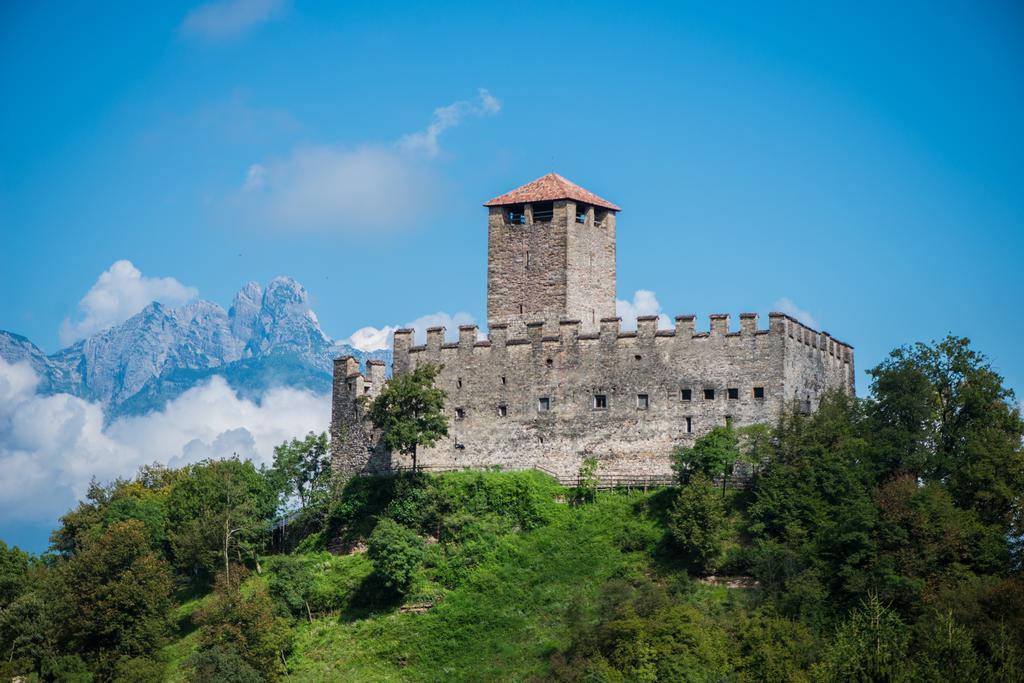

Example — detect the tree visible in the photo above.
[868,336,1024,529]
[367,518,426,593]
[268,431,331,511]
[57,520,174,675]
[814,594,912,682]
[672,426,739,493]
[668,473,728,573]
[192,570,292,682]
[574,456,599,504]
[367,363,449,472]
[166,458,276,580]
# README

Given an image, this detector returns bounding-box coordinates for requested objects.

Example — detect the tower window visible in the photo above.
[681,388,692,401]
[686,416,693,433]
[727,388,739,400]
[704,388,716,400]
[546,358,553,367]
[457,377,463,389]
[455,407,465,420]
[497,405,507,417]
[594,209,607,227]
[593,394,608,409]
[753,386,765,399]
[532,201,554,223]
[637,394,649,410]
[501,376,506,385]
[506,204,526,224]
[519,304,524,315]
[538,397,551,412]
[576,204,588,224]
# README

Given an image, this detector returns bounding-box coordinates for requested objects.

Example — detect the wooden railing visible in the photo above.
[357,463,752,491]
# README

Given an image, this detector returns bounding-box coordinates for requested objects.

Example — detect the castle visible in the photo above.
[331,173,855,478]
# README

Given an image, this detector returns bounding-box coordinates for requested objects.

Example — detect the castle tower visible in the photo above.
[484,173,620,334]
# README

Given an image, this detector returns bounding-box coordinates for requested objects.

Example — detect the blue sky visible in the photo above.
[2,1,1023,394]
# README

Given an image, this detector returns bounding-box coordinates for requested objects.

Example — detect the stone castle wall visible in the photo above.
[331,312,854,478]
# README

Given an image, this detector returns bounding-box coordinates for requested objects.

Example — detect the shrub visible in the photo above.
[367,519,426,593]
[668,474,727,573]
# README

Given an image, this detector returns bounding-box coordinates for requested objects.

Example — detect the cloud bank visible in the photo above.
[617,290,672,330]
[60,260,198,344]
[0,357,328,526]
[772,297,819,329]
[181,0,288,40]
[345,311,478,351]
[238,89,500,234]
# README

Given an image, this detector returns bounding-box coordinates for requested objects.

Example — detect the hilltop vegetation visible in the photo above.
[1,336,1022,682]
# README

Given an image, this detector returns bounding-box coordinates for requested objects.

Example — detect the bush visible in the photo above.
[367,518,426,592]
[668,474,727,573]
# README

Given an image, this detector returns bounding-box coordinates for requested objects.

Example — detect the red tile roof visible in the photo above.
[483,173,620,211]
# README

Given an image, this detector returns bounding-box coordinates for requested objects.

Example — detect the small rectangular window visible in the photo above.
[594,209,607,227]
[681,388,692,401]
[727,387,739,400]
[637,394,649,410]
[753,386,765,399]
[501,376,506,385]
[455,407,465,420]
[704,388,715,400]
[593,394,608,409]
[576,205,587,224]
[686,416,693,433]
[497,405,507,417]
[538,397,550,412]
[457,377,463,389]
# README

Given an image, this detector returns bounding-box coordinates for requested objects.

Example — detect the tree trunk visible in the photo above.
[224,518,231,581]
[305,600,313,623]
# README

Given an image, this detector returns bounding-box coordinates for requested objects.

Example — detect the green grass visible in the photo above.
[159,475,760,682]
[286,491,669,682]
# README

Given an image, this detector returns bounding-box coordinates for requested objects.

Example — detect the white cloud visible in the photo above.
[398,89,501,158]
[616,290,672,331]
[237,89,499,234]
[238,145,438,233]
[0,357,328,526]
[181,0,288,40]
[59,260,199,344]
[772,297,819,329]
[344,311,478,351]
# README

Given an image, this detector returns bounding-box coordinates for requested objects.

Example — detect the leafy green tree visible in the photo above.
[668,473,728,573]
[266,555,317,622]
[574,456,599,504]
[192,570,292,682]
[166,457,276,580]
[57,520,174,676]
[367,363,448,472]
[0,540,31,610]
[672,426,739,489]
[268,431,331,511]
[367,518,426,592]
[868,336,1024,529]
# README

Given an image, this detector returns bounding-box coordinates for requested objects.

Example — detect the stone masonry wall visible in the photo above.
[486,200,615,335]
[331,312,855,478]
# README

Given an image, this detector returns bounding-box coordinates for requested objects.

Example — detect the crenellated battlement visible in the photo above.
[393,312,853,367]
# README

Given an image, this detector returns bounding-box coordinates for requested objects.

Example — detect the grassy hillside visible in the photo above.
[167,472,754,682]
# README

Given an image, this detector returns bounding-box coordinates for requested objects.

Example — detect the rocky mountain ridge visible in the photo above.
[0,277,388,419]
